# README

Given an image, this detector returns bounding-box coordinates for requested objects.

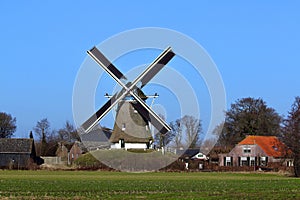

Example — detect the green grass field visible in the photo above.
[0,171,299,199]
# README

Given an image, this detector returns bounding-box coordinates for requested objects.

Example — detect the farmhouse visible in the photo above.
[0,138,43,169]
[219,135,292,167]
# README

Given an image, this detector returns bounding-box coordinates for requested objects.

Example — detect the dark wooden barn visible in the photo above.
[0,138,43,169]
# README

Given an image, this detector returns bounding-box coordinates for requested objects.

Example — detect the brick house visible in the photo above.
[56,141,83,165]
[219,136,292,167]
[69,141,83,163]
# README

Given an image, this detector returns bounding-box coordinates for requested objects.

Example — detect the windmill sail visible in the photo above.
[81,46,175,134]
[87,47,126,80]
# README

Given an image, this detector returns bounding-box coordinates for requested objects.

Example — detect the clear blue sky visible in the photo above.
[1,1,299,138]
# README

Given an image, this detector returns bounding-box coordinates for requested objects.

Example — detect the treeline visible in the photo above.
[1,96,300,176]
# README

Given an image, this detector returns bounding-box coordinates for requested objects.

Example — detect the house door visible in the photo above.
[120,139,125,148]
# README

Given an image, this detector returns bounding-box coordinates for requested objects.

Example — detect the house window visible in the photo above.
[197,154,204,158]
[250,157,256,166]
[272,146,278,151]
[243,147,251,154]
[225,157,232,166]
[122,123,126,131]
[287,160,293,167]
[240,157,248,166]
[260,157,267,166]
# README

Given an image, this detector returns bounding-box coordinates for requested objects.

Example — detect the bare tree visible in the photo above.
[282,96,300,177]
[201,138,217,155]
[33,118,50,141]
[0,112,16,138]
[154,114,175,148]
[181,115,202,148]
[170,119,182,148]
[58,121,80,142]
[213,122,233,151]
[33,118,52,156]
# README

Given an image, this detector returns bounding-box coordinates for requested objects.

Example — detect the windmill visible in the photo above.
[81,46,175,149]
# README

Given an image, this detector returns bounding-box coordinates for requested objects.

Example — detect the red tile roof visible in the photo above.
[238,136,286,157]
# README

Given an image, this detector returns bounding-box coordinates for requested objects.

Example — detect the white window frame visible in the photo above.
[243,147,251,154]
[225,157,231,166]
[260,156,267,166]
[240,157,248,166]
